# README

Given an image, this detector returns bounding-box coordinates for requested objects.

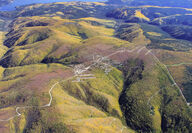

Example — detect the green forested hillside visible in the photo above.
[0,1,191,133]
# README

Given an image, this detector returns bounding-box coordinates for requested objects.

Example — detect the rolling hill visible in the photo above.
[0,1,191,133]
[107,0,192,8]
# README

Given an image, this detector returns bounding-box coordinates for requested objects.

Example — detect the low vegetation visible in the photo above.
[140,23,192,51]
[0,1,191,132]
[162,25,192,42]
[115,23,150,45]
[119,58,192,132]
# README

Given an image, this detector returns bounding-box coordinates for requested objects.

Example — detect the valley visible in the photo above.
[0,0,191,133]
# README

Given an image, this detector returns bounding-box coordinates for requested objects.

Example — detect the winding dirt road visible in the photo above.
[0,45,190,133]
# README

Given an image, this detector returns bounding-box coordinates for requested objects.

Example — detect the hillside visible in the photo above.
[107,0,192,8]
[115,23,150,45]
[106,6,192,25]
[161,25,192,41]
[0,1,191,133]
[107,6,192,51]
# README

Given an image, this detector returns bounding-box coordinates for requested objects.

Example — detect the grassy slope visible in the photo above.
[0,19,8,58]
[107,6,192,23]
[161,25,192,42]
[0,2,191,133]
[0,64,134,133]
[0,16,118,67]
[115,23,150,45]
[0,5,136,131]
[140,23,192,51]
[119,58,192,132]
[154,49,192,103]
[107,6,192,50]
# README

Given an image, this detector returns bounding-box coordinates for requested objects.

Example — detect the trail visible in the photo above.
[0,46,135,122]
[0,16,190,132]
[147,49,189,105]
[44,82,59,107]
[166,62,192,67]
[0,45,190,129]
[147,89,162,106]
[0,78,73,121]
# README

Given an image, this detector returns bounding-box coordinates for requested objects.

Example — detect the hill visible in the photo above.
[107,0,192,8]
[0,1,191,133]
[106,6,192,51]
[161,25,192,42]
[106,6,192,25]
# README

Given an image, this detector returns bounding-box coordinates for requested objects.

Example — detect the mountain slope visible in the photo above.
[0,1,191,133]
[107,0,192,8]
